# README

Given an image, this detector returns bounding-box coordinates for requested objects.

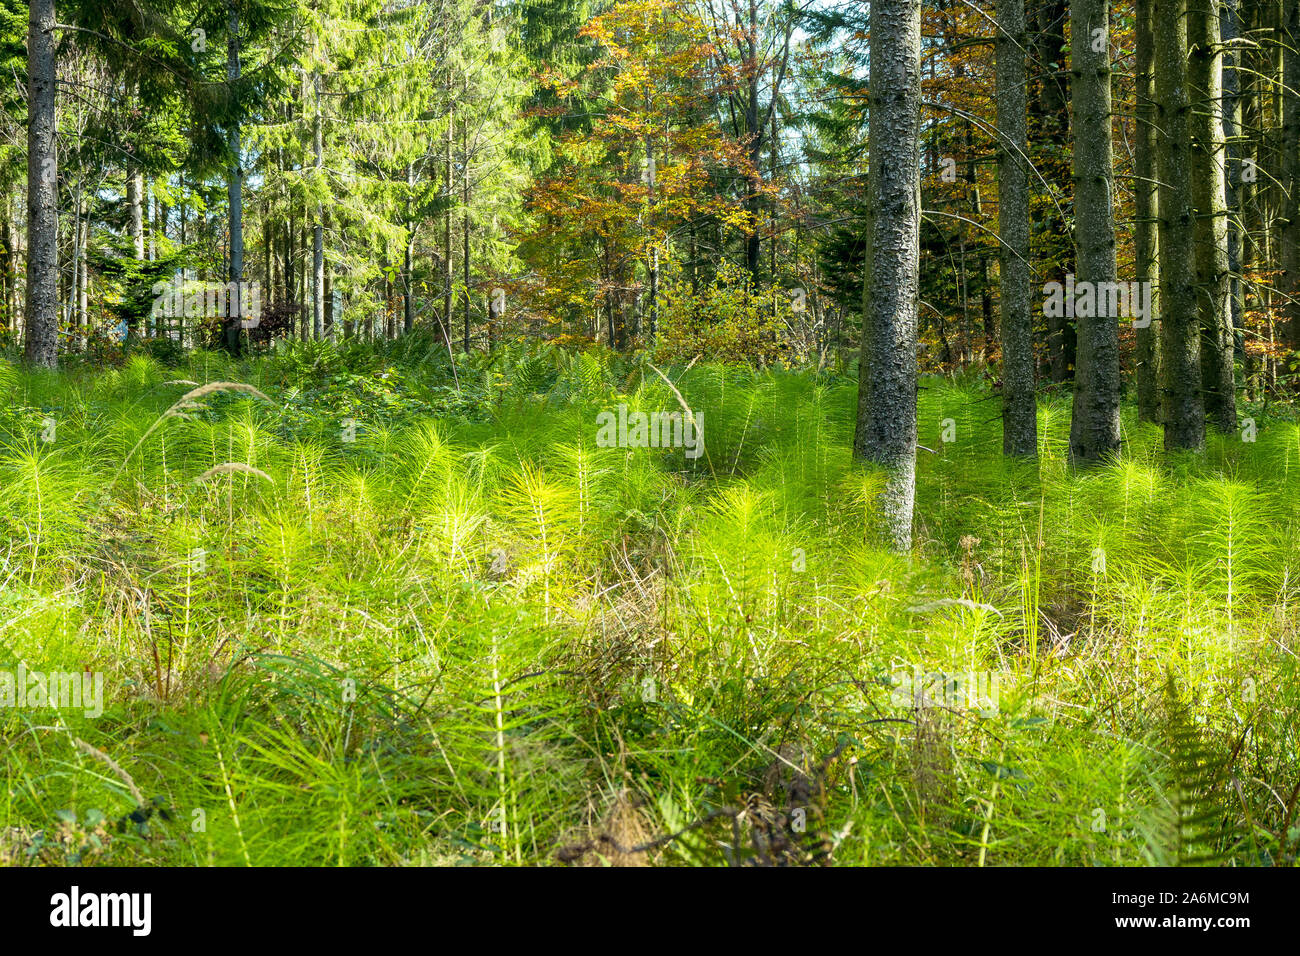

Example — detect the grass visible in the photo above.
[1,341,1297,866]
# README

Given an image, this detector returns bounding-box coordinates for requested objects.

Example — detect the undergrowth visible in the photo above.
[1,342,1297,866]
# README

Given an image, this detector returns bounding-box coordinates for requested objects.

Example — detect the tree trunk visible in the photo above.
[1135,0,1163,421]
[1190,0,1236,431]
[128,170,144,339]
[404,162,414,336]
[1221,0,1245,368]
[1031,0,1076,381]
[65,181,80,335]
[24,0,59,368]
[148,182,156,261]
[78,194,88,344]
[324,268,333,338]
[263,199,272,312]
[128,173,143,260]
[299,220,309,340]
[385,274,394,340]
[462,103,471,352]
[1,200,15,329]
[1156,0,1205,448]
[744,0,762,282]
[443,103,453,345]
[312,72,324,341]
[997,0,1038,455]
[1281,0,1300,346]
[854,0,921,553]
[224,1,244,357]
[1068,0,1121,463]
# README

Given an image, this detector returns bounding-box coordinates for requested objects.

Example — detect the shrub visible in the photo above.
[653,260,797,366]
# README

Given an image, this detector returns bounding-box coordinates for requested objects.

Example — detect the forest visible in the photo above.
[0,0,1298,871]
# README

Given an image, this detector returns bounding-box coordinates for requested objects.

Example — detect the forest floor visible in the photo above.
[2,340,1298,866]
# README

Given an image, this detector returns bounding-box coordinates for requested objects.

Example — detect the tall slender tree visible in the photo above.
[1135,0,1162,420]
[1156,0,1206,448]
[1068,0,1121,462]
[1281,0,1300,346]
[24,0,59,367]
[1221,0,1245,369]
[997,0,1037,455]
[312,67,324,340]
[1189,0,1236,431]
[854,0,921,552]
[224,0,244,355]
[1030,0,1076,381]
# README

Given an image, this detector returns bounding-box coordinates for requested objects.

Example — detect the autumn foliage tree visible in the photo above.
[519,0,761,349]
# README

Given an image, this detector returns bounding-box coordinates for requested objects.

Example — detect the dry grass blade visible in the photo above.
[73,738,145,808]
[644,360,715,477]
[113,381,275,486]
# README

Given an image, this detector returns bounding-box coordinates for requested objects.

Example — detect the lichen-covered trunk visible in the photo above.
[1156,0,1205,449]
[997,0,1037,456]
[1190,0,1236,432]
[854,0,921,553]
[1068,0,1121,463]
[24,0,59,368]
[1135,0,1162,421]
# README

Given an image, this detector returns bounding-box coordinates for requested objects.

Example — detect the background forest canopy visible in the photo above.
[3,0,1294,386]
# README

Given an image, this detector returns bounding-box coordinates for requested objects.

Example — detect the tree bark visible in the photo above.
[998,0,1038,455]
[1135,0,1163,421]
[1156,0,1205,448]
[1031,0,1076,381]
[744,0,762,282]
[128,171,143,338]
[325,268,334,338]
[1190,0,1237,431]
[1,200,15,329]
[313,71,324,341]
[77,193,88,343]
[854,0,921,553]
[24,0,59,368]
[224,0,244,357]
[404,161,414,336]
[1281,0,1300,346]
[1221,0,1245,369]
[462,108,471,352]
[1068,0,1122,462]
[443,101,453,345]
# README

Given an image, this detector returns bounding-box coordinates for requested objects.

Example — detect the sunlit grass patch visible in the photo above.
[1,351,1296,866]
